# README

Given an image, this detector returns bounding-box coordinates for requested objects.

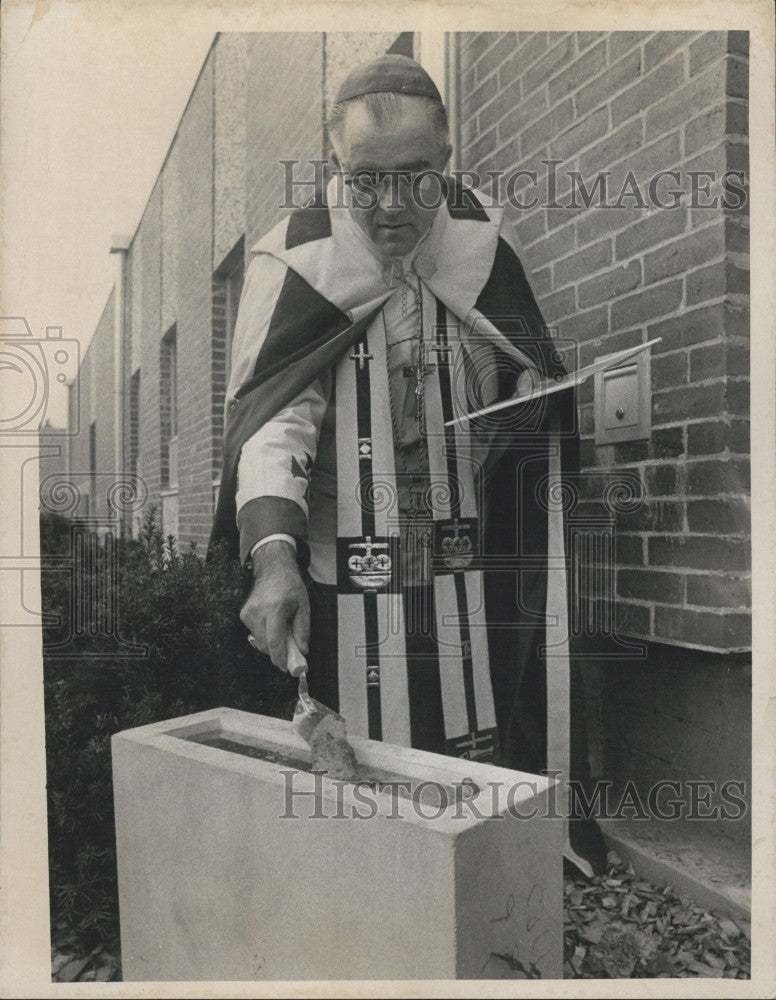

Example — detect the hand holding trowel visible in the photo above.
[250,630,359,782]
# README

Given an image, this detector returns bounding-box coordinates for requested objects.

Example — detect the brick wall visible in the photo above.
[459,31,750,652]
[120,34,327,551]
[135,179,163,513]
[245,33,325,250]
[173,55,216,547]
[67,290,116,518]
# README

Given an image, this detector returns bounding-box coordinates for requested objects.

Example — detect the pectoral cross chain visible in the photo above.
[402,344,436,401]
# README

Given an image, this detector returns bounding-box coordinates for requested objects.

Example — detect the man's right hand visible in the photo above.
[240,539,309,674]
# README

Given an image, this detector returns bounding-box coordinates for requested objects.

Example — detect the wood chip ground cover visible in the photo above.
[50,852,751,981]
[563,852,751,979]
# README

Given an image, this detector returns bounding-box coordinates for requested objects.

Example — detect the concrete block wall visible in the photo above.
[458,31,750,654]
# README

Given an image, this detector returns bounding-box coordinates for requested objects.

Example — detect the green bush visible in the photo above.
[43,509,295,955]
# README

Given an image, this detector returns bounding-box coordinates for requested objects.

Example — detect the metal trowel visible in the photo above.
[286,633,359,782]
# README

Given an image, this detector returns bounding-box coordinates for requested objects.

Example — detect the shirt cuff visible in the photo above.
[250,534,297,563]
[237,495,307,566]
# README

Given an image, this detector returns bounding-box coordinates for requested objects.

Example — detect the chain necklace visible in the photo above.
[384,271,430,520]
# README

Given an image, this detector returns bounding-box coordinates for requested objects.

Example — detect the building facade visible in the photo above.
[69,31,751,832]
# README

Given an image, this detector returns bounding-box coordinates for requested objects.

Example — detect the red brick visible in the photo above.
[464,125,499,168]
[529,264,552,297]
[523,34,576,97]
[579,330,642,368]
[557,304,609,343]
[496,86,548,145]
[688,32,727,75]
[514,210,547,247]
[653,606,750,648]
[686,420,726,455]
[727,32,749,57]
[651,350,689,390]
[546,204,582,232]
[618,567,683,602]
[554,239,611,288]
[615,600,651,636]
[522,220,576,268]
[520,99,575,156]
[617,499,684,533]
[651,426,685,458]
[577,50,641,117]
[726,342,749,377]
[553,107,609,161]
[686,498,750,534]
[727,419,749,454]
[579,403,595,435]
[685,573,750,608]
[612,440,649,464]
[577,118,643,181]
[478,74,521,133]
[475,33,520,79]
[723,216,749,253]
[647,32,697,72]
[616,533,646,565]
[686,458,750,495]
[726,56,748,100]
[608,131,682,192]
[578,260,641,308]
[461,114,479,147]
[685,101,749,155]
[615,209,688,261]
[512,32,550,69]
[577,32,605,52]
[645,60,727,141]
[648,535,749,571]
[726,378,749,417]
[611,55,685,126]
[648,302,747,352]
[540,286,577,322]
[547,40,606,103]
[686,260,749,304]
[643,222,725,285]
[689,342,726,381]
[463,33,499,63]
[609,32,648,62]
[645,463,678,496]
[463,73,499,119]
[652,381,725,423]
[576,205,644,248]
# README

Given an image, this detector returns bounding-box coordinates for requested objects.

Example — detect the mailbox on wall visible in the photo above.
[594,349,652,445]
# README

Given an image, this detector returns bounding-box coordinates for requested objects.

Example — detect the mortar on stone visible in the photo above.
[286,633,360,782]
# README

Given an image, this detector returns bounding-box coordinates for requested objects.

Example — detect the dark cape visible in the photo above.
[209,179,607,873]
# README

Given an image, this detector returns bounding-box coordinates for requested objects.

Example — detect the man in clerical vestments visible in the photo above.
[209,54,606,875]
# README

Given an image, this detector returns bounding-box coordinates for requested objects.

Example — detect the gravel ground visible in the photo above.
[51,851,751,983]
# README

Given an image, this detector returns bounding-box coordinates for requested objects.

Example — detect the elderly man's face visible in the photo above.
[332,99,452,258]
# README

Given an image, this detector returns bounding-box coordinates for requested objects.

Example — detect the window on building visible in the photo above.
[160,325,178,489]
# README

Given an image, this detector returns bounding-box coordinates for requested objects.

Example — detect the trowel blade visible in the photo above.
[292,695,359,782]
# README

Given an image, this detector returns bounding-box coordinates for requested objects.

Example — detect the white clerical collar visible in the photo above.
[342,207,441,287]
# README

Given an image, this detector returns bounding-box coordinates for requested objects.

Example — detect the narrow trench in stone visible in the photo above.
[178,729,479,808]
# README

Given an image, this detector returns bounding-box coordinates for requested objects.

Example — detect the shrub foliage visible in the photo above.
[42,509,295,953]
